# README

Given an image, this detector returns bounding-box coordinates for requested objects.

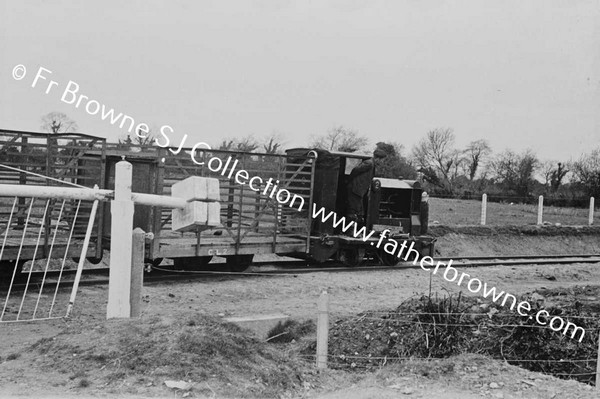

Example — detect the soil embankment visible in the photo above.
[430,225,600,257]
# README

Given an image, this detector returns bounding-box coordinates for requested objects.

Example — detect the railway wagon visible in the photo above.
[0,130,434,274]
[0,130,106,277]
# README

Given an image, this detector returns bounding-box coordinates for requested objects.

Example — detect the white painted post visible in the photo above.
[480,194,487,225]
[130,228,145,318]
[537,195,543,225]
[589,197,595,226]
[316,290,330,369]
[107,160,135,319]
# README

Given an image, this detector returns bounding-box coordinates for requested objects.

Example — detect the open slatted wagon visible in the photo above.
[0,130,106,276]
[91,143,316,270]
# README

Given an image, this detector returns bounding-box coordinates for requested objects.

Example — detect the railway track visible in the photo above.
[4,254,600,290]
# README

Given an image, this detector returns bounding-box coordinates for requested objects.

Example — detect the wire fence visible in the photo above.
[428,194,597,226]
[311,292,600,387]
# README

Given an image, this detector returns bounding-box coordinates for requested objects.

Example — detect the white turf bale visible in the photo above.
[171,176,221,231]
[208,201,221,226]
[171,176,220,201]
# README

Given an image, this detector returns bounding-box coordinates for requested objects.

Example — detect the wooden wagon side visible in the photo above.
[83,143,316,266]
[0,130,106,266]
[153,147,316,262]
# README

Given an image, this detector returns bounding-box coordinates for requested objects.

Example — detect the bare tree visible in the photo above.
[374,141,417,179]
[491,149,539,197]
[539,160,555,187]
[539,160,569,191]
[311,126,368,153]
[118,127,157,147]
[41,112,78,134]
[218,139,235,151]
[463,139,491,181]
[235,135,259,152]
[572,148,600,197]
[412,128,462,194]
[217,135,259,152]
[550,162,569,192]
[262,132,284,154]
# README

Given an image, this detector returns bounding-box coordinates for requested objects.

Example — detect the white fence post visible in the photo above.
[590,197,595,226]
[107,160,135,319]
[480,194,487,225]
[537,195,543,225]
[316,290,330,369]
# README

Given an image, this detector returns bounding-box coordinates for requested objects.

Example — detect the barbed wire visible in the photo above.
[334,317,598,331]
[342,312,600,320]
[296,353,596,364]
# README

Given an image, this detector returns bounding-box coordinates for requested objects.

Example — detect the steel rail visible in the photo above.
[4,254,600,290]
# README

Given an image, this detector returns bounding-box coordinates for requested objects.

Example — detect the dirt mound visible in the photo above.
[429,225,600,257]
[313,353,598,399]
[23,314,315,398]
[321,287,600,385]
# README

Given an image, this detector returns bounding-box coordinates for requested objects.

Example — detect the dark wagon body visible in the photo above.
[0,130,433,272]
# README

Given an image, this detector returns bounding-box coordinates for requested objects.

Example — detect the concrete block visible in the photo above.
[173,201,207,232]
[171,176,221,231]
[172,176,220,202]
[208,201,220,226]
[224,314,290,340]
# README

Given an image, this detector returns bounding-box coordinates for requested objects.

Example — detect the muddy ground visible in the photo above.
[1,226,600,398]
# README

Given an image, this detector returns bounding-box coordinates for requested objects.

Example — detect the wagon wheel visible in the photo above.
[226,255,254,272]
[379,249,400,266]
[0,260,25,285]
[173,256,213,271]
[339,248,363,267]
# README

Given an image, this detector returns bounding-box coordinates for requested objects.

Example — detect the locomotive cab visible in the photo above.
[286,148,434,265]
[367,178,424,237]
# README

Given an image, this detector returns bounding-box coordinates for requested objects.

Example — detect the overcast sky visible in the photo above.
[1,0,598,161]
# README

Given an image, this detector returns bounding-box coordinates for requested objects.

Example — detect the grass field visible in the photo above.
[429,197,599,226]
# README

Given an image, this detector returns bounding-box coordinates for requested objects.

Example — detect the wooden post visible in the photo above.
[255,182,261,233]
[130,227,145,318]
[480,194,487,225]
[107,160,134,319]
[537,195,543,225]
[589,197,595,226]
[316,290,329,369]
[226,178,235,228]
